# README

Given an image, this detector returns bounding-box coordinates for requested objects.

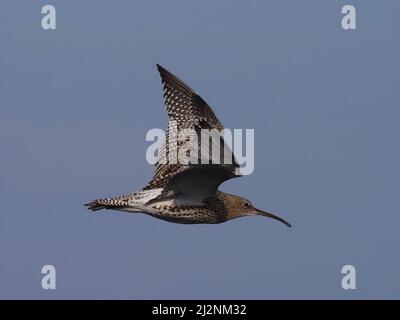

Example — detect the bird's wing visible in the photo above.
[143,64,240,198]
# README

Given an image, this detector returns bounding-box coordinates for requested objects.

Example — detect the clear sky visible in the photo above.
[0,0,399,299]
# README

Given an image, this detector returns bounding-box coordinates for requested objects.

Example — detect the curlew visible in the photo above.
[85,65,291,227]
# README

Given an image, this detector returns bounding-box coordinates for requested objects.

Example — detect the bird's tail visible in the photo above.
[85,189,163,212]
[85,200,109,211]
[85,196,129,212]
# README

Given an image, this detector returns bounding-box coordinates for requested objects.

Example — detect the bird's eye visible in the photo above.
[242,202,250,208]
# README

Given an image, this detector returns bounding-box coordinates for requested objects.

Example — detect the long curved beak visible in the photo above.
[254,208,292,227]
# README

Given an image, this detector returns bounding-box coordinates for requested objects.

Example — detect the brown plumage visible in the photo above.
[85,64,291,227]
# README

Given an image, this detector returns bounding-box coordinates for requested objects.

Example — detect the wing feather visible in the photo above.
[143,65,240,195]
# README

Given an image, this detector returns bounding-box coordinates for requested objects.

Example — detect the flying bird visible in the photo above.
[85,65,291,227]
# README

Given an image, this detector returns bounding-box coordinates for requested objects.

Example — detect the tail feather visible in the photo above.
[85,188,164,212]
[85,197,129,212]
[85,201,108,211]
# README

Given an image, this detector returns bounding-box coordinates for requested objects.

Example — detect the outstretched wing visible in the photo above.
[156,64,223,131]
[143,64,240,197]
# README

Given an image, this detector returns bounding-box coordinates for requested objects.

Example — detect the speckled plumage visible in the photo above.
[85,65,291,227]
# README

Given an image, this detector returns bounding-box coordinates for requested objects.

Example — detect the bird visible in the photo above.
[85,64,291,227]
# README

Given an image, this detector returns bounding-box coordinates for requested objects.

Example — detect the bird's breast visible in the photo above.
[147,197,221,224]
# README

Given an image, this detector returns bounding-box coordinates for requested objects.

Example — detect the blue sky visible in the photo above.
[0,0,399,299]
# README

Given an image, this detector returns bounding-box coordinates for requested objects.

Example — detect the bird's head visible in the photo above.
[220,193,291,227]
